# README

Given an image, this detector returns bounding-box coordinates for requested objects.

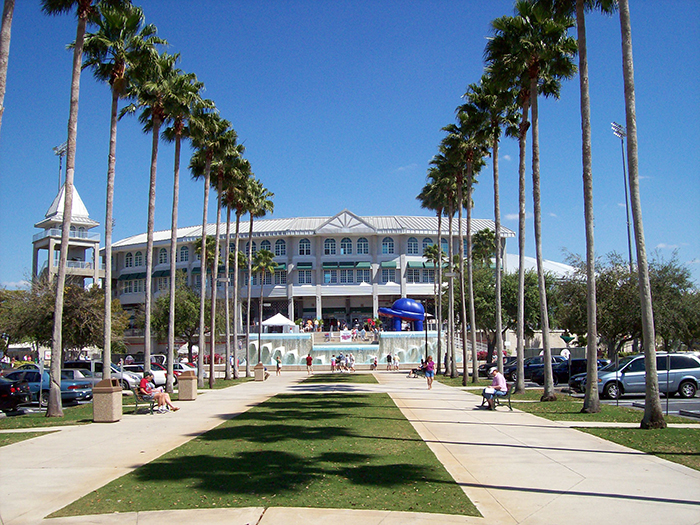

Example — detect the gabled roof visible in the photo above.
[315,210,376,234]
[35,184,99,229]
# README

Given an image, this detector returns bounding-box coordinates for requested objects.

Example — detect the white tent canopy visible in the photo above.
[261,313,295,327]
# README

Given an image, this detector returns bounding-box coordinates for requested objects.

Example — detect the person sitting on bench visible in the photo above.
[482,367,507,410]
[139,372,179,413]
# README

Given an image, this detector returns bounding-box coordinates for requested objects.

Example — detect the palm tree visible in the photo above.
[207,138,241,388]
[41,0,103,417]
[161,72,205,392]
[618,0,665,429]
[121,50,180,373]
[0,0,15,140]
[252,248,277,363]
[467,76,519,375]
[488,1,577,400]
[540,0,618,416]
[443,104,488,386]
[244,179,274,371]
[222,157,252,380]
[83,1,163,382]
[188,106,230,387]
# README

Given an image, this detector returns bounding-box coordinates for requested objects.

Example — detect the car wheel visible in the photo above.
[604,382,620,400]
[120,379,130,390]
[40,391,49,407]
[678,380,697,399]
[511,371,517,383]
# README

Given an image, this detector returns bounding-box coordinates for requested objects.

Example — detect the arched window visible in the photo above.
[158,248,168,265]
[357,237,369,255]
[260,240,271,252]
[134,251,143,266]
[180,246,189,262]
[422,237,433,252]
[340,237,352,255]
[381,237,394,255]
[324,238,336,255]
[407,237,419,255]
[298,238,311,256]
[275,239,286,256]
[245,241,257,256]
[441,238,449,254]
[125,252,133,268]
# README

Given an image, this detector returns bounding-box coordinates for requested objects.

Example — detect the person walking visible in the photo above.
[306,354,314,375]
[386,353,392,370]
[424,355,435,390]
[275,355,281,376]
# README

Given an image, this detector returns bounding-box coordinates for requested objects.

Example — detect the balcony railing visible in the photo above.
[33,229,100,242]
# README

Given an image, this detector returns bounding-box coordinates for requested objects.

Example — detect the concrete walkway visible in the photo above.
[1,372,699,525]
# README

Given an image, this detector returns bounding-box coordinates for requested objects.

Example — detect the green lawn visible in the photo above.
[579,427,700,472]
[52,393,479,518]
[0,430,56,447]
[0,403,94,430]
[436,375,490,388]
[300,373,379,384]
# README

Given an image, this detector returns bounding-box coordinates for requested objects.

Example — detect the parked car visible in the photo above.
[503,356,567,382]
[3,370,93,406]
[0,376,31,412]
[172,362,196,377]
[63,361,140,390]
[123,363,172,387]
[61,368,101,387]
[532,358,610,386]
[596,353,700,399]
[478,356,517,377]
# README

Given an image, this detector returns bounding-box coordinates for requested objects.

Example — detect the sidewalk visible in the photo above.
[1,372,699,524]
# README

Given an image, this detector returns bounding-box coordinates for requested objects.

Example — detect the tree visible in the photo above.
[618,0,665,430]
[487,1,577,400]
[467,75,519,375]
[244,179,274,370]
[83,0,163,381]
[0,0,14,140]
[41,0,103,417]
[188,105,229,387]
[121,50,180,375]
[252,249,277,363]
[161,71,205,392]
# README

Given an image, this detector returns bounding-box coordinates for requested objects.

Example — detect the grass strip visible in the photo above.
[435,376,491,388]
[0,403,93,430]
[0,430,56,447]
[52,393,479,518]
[578,427,700,472]
[510,392,697,424]
[300,373,379,384]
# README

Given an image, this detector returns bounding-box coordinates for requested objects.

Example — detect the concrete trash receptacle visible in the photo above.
[178,370,197,401]
[92,378,122,423]
[254,363,267,381]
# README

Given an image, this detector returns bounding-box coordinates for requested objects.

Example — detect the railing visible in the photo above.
[33,229,100,242]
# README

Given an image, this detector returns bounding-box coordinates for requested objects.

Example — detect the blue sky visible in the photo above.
[1,0,698,289]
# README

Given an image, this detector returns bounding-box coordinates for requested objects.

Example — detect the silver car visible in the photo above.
[598,353,700,399]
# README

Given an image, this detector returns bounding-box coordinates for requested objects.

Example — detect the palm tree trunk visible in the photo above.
[530,77,555,401]
[143,119,161,375]
[457,173,469,385]
[209,183,222,388]
[245,216,254,374]
[0,0,15,140]
[232,211,242,379]
[197,156,211,388]
[49,12,88,417]
[103,85,119,378]
[436,210,443,375]
[447,211,455,377]
[224,207,232,380]
[493,135,505,373]
[576,1,600,414]
[258,279,263,362]
[618,0,665,429]
[515,96,530,394]
[166,133,181,394]
[466,178,478,385]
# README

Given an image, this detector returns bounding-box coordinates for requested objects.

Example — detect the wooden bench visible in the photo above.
[132,387,155,415]
[494,384,513,411]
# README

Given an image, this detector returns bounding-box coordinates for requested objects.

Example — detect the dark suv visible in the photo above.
[504,355,566,382]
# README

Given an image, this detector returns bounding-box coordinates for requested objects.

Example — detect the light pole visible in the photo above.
[53,141,67,192]
[611,122,634,273]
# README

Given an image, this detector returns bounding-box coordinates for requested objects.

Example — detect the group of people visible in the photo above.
[329,352,356,373]
[385,353,401,371]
